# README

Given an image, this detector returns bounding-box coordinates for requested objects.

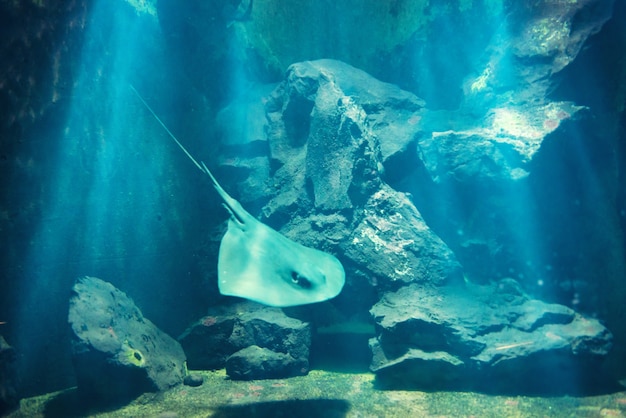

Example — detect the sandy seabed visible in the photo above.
[7,369,626,418]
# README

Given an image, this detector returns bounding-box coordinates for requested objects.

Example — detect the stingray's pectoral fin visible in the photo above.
[218,220,346,307]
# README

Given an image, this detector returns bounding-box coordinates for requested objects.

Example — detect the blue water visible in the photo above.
[0,0,625,415]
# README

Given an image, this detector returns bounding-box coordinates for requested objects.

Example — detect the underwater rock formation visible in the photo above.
[68,276,186,401]
[462,0,614,111]
[213,59,462,312]
[208,52,622,388]
[0,335,19,414]
[369,279,613,393]
[179,303,311,380]
[0,0,622,401]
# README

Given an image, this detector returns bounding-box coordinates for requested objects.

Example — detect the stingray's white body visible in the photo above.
[132,85,345,307]
[206,163,345,307]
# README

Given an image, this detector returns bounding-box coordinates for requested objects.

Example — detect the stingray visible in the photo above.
[132,86,345,307]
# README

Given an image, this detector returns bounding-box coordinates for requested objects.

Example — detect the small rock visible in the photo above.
[183,374,204,387]
[226,345,308,380]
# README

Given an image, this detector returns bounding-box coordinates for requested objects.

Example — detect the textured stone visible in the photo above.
[183,374,204,387]
[179,303,312,380]
[343,184,462,290]
[369,280,613,392]
[226,345,308,380]
[417,102,586,183]
[225,307,311,380]
[178,305,240,370]
[68,276,186,401]
[228,307,311,361]
[205,59,461,315]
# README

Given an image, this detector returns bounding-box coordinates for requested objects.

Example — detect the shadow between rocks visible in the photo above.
[43,388,135,418]
[211,399,351,418]
[372,367,624,397]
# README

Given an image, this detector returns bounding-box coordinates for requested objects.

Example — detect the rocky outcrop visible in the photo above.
[68,276,186,402]
[343,184,461,290]
[462,0,614,111]
[208,56,618,391]
[0,0,621,402]
[369,280,613,393]
[212,60,461,310]
[179,303,311,380]
[417,102,586,183]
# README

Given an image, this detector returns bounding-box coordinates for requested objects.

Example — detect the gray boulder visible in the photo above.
[342,184,462,290]
[207,59,461,314]
[226,345,308,380]
[68,276,186,401]
[369,280,613,392]
[228,307,311,363]
[178,304,241,370]
[179,303,311,380]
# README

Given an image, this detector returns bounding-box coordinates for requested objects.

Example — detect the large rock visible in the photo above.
[462,0,614,110]
[224,307,311,380]
[228,307,311,363]
[178,305,240,370]
[179,303,311,380]
[207,59,461,315]
[68,276,186,401]
[343,184,462,290]
[369,280,613,393]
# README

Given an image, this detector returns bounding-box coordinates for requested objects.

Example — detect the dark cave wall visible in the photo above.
[542,0,626,374]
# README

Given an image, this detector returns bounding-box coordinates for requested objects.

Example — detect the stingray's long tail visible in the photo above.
[130,85,247,225]
[130,84,205,173]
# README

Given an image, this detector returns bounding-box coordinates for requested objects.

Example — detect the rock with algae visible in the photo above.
[68,276,186,401]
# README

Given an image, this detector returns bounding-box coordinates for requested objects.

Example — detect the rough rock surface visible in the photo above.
[369,279,613,392]
[0,336,18,414]
[68,276,186,401]
[207,55,619,389]
[228,307,311,363]
[178,304,241,370]
[179,303,311,380]
[417,103,586,183]
[343,184,461,290]
[226,345,308,380]
[212,60,461,312]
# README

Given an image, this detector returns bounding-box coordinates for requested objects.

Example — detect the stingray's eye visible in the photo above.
[291,271,312,289]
